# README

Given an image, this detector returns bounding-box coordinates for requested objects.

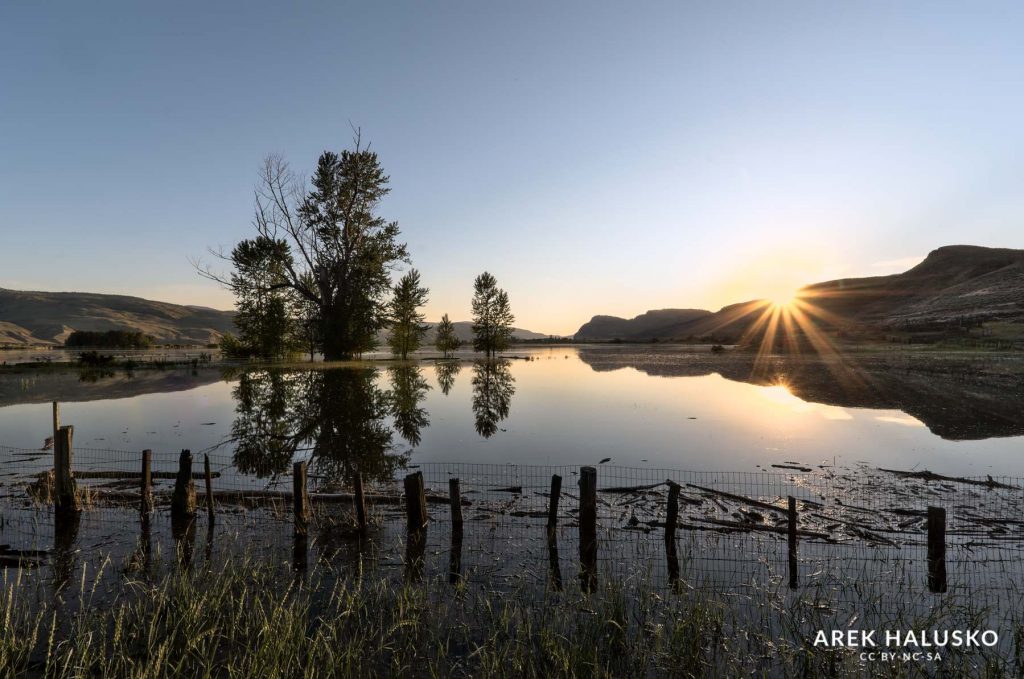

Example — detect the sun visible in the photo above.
[767,290,801,309]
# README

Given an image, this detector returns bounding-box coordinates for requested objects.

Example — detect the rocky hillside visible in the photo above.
[574,245,1024,342]
[0,288,235,346]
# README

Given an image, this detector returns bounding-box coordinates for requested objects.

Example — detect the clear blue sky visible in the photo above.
[2,2,1023,334]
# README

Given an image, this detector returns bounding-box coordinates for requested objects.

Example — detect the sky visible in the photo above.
[2,2,1024,336]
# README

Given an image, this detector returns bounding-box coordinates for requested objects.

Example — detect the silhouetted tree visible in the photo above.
[471,272,515,358]
[226,237,296,359]
[199,135,410,360]
[434,313,462,358]
[435,360,461,395]
[387,269,430,359]
[471,360,515,437]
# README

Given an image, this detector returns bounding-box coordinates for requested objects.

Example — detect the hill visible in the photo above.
[0,288,235,346]
[575,309,713,341]
[574,245,1024,343]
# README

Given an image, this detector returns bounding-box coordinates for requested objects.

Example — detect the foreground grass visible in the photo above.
[0,553,1020,678]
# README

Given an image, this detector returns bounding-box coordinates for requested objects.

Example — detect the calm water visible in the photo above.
[0,346,1021,478]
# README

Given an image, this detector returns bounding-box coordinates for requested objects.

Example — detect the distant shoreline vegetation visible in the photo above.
[64,329,155,349]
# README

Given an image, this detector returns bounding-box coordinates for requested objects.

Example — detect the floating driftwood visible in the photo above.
[686,483,787,515]
[80,489,470,507]
[878,468,1017,490]
[600,481,666,494]
[73,470,221,480]
[771,464,812,473]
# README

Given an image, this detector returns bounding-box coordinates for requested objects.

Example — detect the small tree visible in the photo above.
[434,313,462,358]
[387,269,430,360]
[471,272,515,358]
[229,236,295,359]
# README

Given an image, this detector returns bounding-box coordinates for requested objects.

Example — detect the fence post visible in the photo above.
[54,425,78,513]
[204,454,215,525]
[547,474,562,532]
[665,480,680,584]
[171,449,196,521]
[140,449,153,516]
[788,496,798,589]
[927,506,947,593]
[579,466,597,592]
[52,401,60,445]
[354,472,368,536]
[404,471,427,582]
[293,461,310,537]
[404,471,427,531]
[449,478,464,528]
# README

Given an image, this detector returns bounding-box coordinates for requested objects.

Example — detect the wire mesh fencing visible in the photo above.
[3,441,1024,605]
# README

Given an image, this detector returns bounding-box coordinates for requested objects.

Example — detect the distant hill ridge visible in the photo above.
[575,245,1024,341]
[0,287,553,347]
[0,288,236,346]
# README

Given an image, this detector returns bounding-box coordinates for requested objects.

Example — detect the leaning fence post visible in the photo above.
[547,474,562,532]
[171,449,196,521]
[579,466,597,592]
[354,472,368,536]
[203,454,215,525]
[140,449,153,516]
[293,461,310,536]
[665,480,681,584]
[788,496,798,589]
[927,506,947,593]
[54,425,78,513]
[449,478,464,528]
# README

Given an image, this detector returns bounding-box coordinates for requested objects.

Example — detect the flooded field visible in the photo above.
[2,346,1024,674]
[2,345,1023,476]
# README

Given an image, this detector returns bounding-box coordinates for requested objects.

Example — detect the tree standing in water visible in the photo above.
[471,272,515,358]
[434,313,462,358]
[199,134,410,360]
[387,269,430,360]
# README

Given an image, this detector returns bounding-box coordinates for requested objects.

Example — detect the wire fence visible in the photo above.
[3,441,1024,607]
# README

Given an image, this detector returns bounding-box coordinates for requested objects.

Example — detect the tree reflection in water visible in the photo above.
[387,365,431,447]
[230,368,409,485]
[434,360,461,396]
[471,360,516,438]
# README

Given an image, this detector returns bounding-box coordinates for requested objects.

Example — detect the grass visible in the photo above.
[1,544,1022,678]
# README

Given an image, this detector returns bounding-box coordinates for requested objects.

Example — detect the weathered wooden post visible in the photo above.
[665,480,681,585]
[292,461,310,571]
[579,466,597,592]
[547,474,564,591]
[927,506,947,593]
[293,461,310,537]
[203,454,215,526]
[788,496,798,589]
[404,471,428,532]
[54,425,78,513]
[547,474,562,532]
[354,472,368,536]
[52,401,60,445]
[449,478,464,528]
[404,471,427,582]
[140,449,153,516]
[171,449,196,521]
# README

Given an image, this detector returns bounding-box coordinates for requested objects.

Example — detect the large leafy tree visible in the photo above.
[434,313,462,358]
[201,137,409,360]
[387,269,430,360]
[471,272,515,358]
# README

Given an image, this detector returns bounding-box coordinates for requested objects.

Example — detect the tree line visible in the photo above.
[65,330,154,349]
[202,137,515,362]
